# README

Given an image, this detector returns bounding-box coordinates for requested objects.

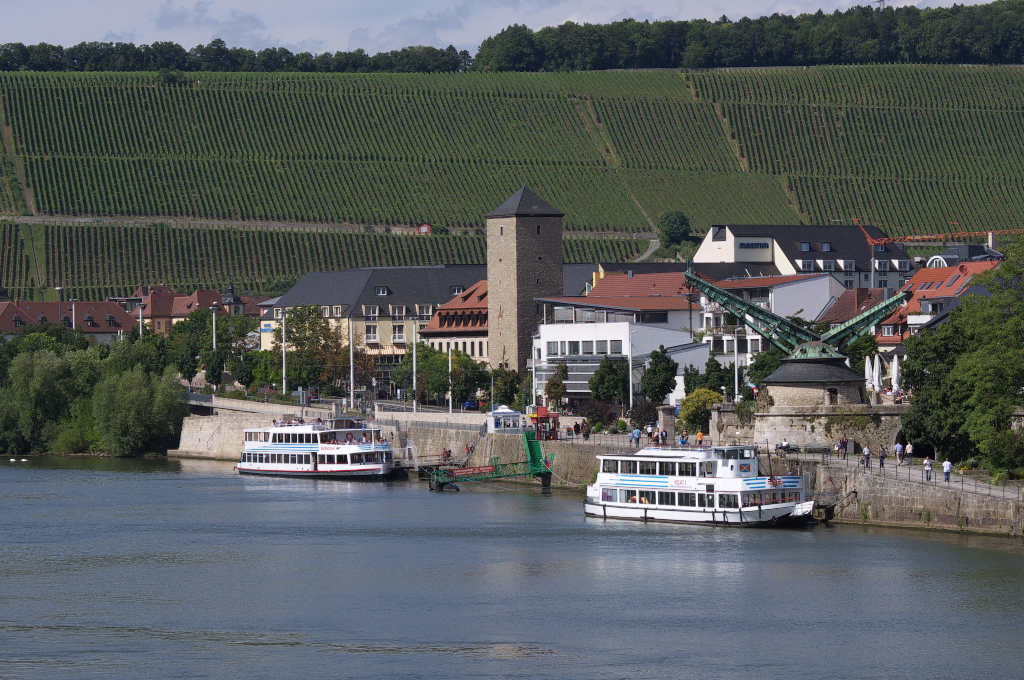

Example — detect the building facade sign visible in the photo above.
[734,239,773,262]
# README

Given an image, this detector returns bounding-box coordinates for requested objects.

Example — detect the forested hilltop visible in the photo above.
[3,1,1024,72]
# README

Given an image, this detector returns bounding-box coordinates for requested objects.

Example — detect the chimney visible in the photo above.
[988,231,995,249]
[627,270,634,279]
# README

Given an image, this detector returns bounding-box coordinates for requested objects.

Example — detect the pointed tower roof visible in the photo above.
[484,185,564,219]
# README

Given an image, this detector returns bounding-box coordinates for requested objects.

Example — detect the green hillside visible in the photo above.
[0,222,640,301]
[2,66,1022,236]
[3,65,1024,299]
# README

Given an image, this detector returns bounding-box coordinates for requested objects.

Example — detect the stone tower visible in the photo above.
[485,186,564,376]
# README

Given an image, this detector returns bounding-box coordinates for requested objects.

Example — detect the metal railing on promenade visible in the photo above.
[785,450,1022,502]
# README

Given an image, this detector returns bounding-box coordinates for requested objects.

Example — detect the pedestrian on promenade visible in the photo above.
[943,458,952,482]
[696,430,704,446]
[628,430,634,447]
[633,427,642,448]
[924,456,932,482]
[863,445,871,470]
[894,441,904,465]
[879,445,887,469]
[906,442,913,465]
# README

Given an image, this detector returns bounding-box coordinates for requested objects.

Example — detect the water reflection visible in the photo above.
[1,459,1024,679]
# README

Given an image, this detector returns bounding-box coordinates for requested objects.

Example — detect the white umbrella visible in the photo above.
[864,356,872,388]
[846,357,851,368]
[873,354,882,391]
[891,353,900,391]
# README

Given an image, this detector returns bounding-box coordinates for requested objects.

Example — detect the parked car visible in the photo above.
[462,400,479,410]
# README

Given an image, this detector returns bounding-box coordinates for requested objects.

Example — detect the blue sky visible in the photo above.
[3,1,979,54]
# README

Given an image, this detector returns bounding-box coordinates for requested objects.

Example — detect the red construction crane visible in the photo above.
[852,218,1024,246]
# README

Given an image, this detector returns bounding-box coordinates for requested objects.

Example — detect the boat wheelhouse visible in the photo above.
[237,418,396,479]
[585,445,813,526]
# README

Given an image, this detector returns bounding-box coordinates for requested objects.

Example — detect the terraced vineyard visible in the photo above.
[37,223,639,301]
[3,66,1024,300]
[0,223,32,299]
[689,65,1024,234]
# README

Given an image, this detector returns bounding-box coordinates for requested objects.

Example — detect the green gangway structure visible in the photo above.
[428,432,553,491]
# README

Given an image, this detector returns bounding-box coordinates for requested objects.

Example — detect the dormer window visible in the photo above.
[822,242,831,252]
[375,286,389,296]
[882,326,895,337]
[876,244,886,252]
[105,314,115,327]
[800,242,810,252]
[450,286,464,295]
[12,315,22,327]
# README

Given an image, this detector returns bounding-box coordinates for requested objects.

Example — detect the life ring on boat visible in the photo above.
[769,477,782,487]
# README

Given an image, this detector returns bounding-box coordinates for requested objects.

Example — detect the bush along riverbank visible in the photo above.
[0,324,188,457]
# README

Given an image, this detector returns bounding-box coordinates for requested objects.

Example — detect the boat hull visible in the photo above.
[237,466,395,480]
[584,501,814,527]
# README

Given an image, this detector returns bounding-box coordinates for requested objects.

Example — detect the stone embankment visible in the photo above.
[796,455,1022,535]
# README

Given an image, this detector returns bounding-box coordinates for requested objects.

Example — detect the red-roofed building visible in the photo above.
[419,280,489,361]
[110,284,268,336]
[816,288,887,327]
[876,261,999,347]
[0,300,137,343]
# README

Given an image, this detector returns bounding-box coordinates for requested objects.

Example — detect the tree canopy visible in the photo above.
[640,345,678,403]
[589,356,629,403]
[901,238,1024,466]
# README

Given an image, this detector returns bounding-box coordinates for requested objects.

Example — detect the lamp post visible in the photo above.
[412,322,417,414]
[210,302,218,351]
[628,329,638,413]
[70,299,76,329]
[54,287,63,327]
[448,337,454,414]
[348,316,354,413]
[281,307,287,398]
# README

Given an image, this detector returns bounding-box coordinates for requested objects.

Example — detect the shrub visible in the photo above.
[617,419,627,431]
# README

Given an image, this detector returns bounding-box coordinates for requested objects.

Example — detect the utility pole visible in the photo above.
[211,304,217,350]
[71,299,76,329]
[138,304,143,337]
[448,338,453,414]
[734,330,739,400]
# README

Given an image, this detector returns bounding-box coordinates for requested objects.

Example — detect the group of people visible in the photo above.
[568,421,591,441]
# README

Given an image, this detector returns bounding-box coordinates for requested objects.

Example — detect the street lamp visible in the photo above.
[448,337,454,414]
[54,287,63,328]
[628,329,638,413]
[210,302,219,350]
[69,299,77,329]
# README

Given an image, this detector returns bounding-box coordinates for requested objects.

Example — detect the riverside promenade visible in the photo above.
[787,451,1023,535]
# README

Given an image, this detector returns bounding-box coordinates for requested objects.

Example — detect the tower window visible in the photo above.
[500,226,503,236]
[537,225,541,235]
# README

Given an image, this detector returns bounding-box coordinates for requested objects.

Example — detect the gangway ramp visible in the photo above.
[428,432,554,491]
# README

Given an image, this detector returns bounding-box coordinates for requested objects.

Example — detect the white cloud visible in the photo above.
[0,0,991,55]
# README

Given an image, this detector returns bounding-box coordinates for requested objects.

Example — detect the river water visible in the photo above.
[2,457,1023,679]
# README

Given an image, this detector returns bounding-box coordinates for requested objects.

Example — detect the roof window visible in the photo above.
[800,242,810,252]
[821,242,832,252]
[450,286,464,295]
[374,286,389,296]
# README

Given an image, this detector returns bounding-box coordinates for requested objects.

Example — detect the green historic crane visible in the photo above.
[428,432,552,491]
[683,271,907,354]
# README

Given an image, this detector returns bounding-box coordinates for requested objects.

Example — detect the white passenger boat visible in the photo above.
[585,445,814,527]
[237,418,397,479]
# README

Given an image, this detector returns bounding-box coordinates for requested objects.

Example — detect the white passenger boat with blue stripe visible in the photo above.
[238,418,396,479]
[585,445,814,526]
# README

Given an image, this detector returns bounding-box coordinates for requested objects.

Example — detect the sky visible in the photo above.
[0,0,981,55]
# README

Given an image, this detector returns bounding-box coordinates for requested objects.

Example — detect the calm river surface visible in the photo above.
[2,457,1023,679]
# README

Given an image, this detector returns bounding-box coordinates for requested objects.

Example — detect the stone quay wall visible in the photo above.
[169,411,280,461]
[751,405,908,451]
[804,459,1022,535]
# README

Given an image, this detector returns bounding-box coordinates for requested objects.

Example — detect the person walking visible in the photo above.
[894,441,904,465]
[628,430,634,447]
[943,458,952,482]
[863,445,871,470]
[633,427,642,448]
[905,442,913,465]
[924,456,932,482]
[879,445,887,469]
[696,430,704,446]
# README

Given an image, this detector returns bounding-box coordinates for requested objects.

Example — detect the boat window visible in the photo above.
[713,448,725,458]
[658,462,676,476]
[657,492,676,505]
[719,494,739,508]
[326,455,335,464]
[742,449,753,458]
[743,493,762,507]
[271,434,278,443]
[317,455,325,464]
[259,453,266,463]
[352,453,363,464]
[621,460,638,474]
[304,455,311,464]
[726,450,739,460]
[678,493,696,507]
[602,488,617,502]
[602,459,618,473]
[699,461,715,477]
[698,493,714,508]
[783,492,799,503]
[638,490,656,504]
[366,452,379,463]
[679,462,696,477]
[766,492,780,504]
[638,461,658,475]
[337,455,348,464]
[621,490,637,503]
